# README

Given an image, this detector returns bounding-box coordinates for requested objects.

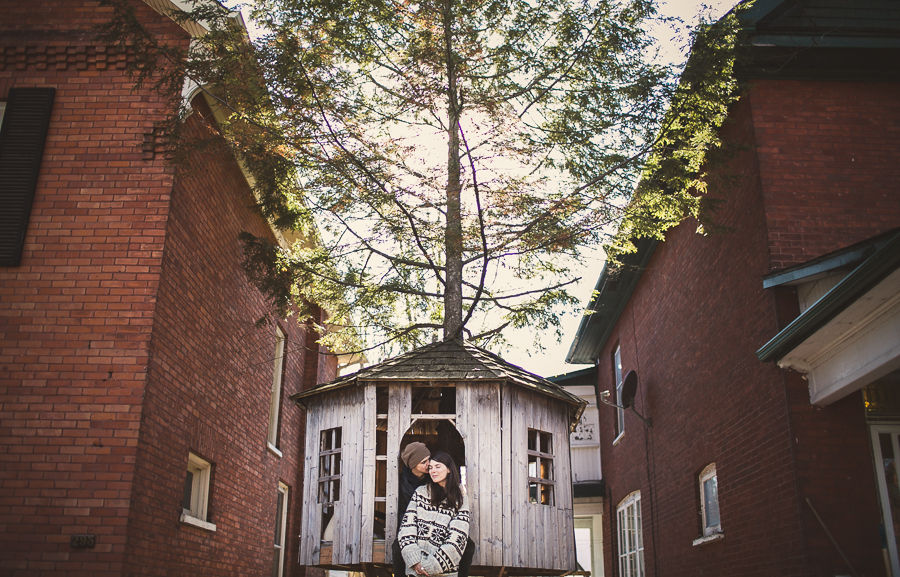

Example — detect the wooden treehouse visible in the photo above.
[291,338,587,576]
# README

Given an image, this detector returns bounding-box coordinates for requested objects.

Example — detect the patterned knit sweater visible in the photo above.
[398,485,470,577]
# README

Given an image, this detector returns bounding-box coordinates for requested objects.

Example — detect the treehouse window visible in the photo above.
[527,428,554,506]
[318,428,342,504]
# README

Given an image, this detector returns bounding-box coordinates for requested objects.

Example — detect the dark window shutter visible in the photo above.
[0,87,56,267]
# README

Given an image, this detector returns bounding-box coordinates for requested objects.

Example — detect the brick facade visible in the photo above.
[594,79,900,576]
[0,2,335,575]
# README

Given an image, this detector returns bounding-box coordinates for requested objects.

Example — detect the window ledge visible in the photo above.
[612,432,625,446]
[692,531,724,546]
[267,442,283,458]
[180,513,217,532]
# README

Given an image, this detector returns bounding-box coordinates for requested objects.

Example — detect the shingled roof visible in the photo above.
[292,338,586,425]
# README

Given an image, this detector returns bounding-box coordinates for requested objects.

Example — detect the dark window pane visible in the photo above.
[541,432,552,455]
[274,489,285,544]
[183,471,194,510]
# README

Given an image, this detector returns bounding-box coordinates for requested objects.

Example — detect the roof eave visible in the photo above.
[566,237,659,365]
[757,232,900,363]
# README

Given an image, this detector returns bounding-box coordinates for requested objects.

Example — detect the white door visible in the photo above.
[871,425,900,577]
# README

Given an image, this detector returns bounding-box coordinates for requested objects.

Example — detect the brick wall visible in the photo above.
[751,79,900,270]
[121,95,320,577]
[0,1,185,574]
[596,88,886,576]
[0,2,338,575]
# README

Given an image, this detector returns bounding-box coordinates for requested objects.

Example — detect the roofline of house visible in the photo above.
[762,227,900,289]
[566,0,900,366]
[565,237,658,365]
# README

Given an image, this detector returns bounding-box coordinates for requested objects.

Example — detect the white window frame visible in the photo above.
[870,424,900,577]
[617,491,643,577]
[272,482,289,577]
[181,452,216,531]
[694,463,723,544]
[267,327,286,455]
[613,346,625,443]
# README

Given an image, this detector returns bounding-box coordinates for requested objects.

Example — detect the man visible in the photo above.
[393,442,475,577]
[394,442,431,577]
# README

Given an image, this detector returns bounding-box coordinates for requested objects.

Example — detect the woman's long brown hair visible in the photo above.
[428,451,464,512]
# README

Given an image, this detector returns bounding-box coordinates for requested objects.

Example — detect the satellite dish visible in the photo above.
[621,370,638,408]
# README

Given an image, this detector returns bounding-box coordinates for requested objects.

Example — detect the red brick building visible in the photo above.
[566,1,900,576]
[0,1,337,575]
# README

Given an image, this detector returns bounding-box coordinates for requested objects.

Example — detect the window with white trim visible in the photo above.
[527,428,554,505]
[267,327,286,452]
[614,346,625,439]
[272,482,289,577]
[617,491,643,577]
[699,463,721,537]
[181,452,216,531]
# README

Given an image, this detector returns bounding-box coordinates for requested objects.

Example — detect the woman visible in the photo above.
[398,452,470,577]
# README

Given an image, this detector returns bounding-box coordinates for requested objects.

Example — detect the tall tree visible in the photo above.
[99,0,741,356]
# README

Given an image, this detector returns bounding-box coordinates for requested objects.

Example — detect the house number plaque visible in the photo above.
[70,535,96,549]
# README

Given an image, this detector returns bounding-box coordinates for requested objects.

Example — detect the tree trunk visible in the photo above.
[442,0,463,341]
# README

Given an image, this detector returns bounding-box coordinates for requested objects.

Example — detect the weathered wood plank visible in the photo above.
[525,391,537,570]
[384,383,402,562]
[348,387,364,564]
[557,404,576,571]
[360,384,377,561]
[512,387,527,568]
[488,383,503,565]
[458,384,480,563]
[500,384,512,567]
[473,384,487,565]
[540,397,551,570]
[300,397,321,566]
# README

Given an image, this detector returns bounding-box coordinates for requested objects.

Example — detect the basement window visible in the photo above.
[181,452,216,531]
[693,463,723,545]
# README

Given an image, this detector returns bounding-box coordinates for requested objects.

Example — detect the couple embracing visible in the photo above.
[393,442,476,577]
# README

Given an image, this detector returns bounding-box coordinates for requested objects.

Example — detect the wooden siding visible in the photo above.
[299,387,367,565]
[384,382,412,562]
[456,381,503,566]
[300,380,577,572]
[504,384,576,572]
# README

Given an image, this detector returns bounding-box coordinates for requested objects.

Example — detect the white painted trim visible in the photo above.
[267,442,283,458]
[180,512,217,532]
[268,327,286,447]
[775,269,900,405]
[692,531,724,546]
[185,452,212,523]
[273,482,289,577]
[870,425,900,577]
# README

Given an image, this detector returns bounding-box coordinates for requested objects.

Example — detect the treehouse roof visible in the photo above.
[292,338,586,426]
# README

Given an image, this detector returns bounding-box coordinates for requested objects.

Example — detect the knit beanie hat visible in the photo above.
[400,442,430,469]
